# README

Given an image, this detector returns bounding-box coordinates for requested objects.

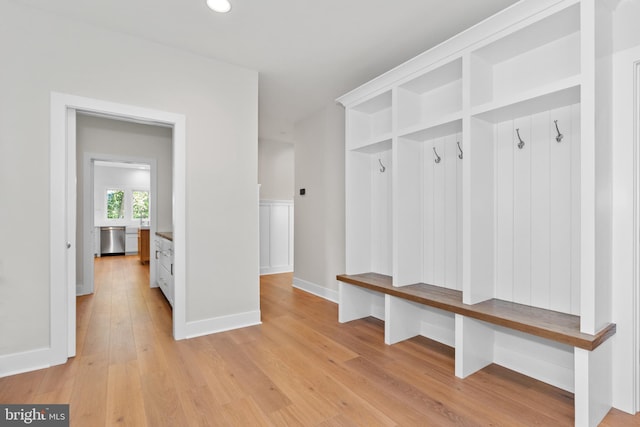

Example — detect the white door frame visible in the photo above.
[81,153,158,297]
[612,46,640,414]
[51,92,187,361]
[635,59,640,413]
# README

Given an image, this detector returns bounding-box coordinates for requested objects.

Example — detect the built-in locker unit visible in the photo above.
[337,1,616,426]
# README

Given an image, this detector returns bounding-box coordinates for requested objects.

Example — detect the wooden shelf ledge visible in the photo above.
[337,273,616,351]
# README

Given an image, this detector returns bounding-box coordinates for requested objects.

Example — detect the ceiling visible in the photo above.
[17,0,519,142]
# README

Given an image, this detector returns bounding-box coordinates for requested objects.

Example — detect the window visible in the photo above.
[132,190,150,220]
[106,189,125,219]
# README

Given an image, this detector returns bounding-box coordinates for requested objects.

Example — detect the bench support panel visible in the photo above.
[339,281,385,323]
[386,296,455,346]
[455,315,494,378]
[574,339,613,427]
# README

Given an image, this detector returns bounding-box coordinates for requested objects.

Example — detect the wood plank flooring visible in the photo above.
[0,255,638,426]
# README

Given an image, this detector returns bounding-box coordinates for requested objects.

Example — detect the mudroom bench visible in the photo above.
[337,273,616,426]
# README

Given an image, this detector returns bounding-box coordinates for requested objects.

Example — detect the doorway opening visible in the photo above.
[76,112,167,298]
[50,93,187,366]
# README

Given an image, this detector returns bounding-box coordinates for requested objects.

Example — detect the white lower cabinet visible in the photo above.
[155,235,174,307]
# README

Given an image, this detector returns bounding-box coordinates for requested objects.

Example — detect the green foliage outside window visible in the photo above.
[132,190,150,219]
[107,189,125,219]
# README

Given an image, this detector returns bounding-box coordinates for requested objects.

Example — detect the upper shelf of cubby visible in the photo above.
[397,58,462,133]
[351,136,392,154]
[470,3,580,112]
[347,91,392,151]
[399,114,462,142]
[471,76,580,123]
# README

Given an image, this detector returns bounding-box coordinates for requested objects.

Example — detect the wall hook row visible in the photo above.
[378,158,386,173]
[457,141,463,159]
[433,147,441,164]
[516,128,525,149]
[554,120,564,143]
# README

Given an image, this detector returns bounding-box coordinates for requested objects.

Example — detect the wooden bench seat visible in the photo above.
[337,273,615,351]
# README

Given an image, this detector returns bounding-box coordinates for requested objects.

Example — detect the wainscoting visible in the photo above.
[259,200,294,275]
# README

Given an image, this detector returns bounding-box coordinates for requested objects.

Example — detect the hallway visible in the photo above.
[0,256,637,425]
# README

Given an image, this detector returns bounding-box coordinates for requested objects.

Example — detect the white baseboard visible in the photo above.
[293,277,339,304]
[0,347,65,378]
[260,265,293,275]
[185,310,262,339]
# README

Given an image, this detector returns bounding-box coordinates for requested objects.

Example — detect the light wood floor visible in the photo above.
[0,255,638,426]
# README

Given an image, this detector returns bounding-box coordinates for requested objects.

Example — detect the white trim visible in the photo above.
[185,311,262,339]
[635,58,640,413]
[260,266,294,275]
[293,277,340,304]
[50,92,188,374]
[611,45,640,414]
[0,348,55,378]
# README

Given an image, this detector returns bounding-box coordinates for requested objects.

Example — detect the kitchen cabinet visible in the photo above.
[125,227,138,254]
[155,233,173,307]
[138,228,149,264]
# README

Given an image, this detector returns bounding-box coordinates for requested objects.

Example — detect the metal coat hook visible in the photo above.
[516,128,525,149]
[554,120,564,143]
[378,158,386,173]
[433,147,441,164]
[457,141,463,159]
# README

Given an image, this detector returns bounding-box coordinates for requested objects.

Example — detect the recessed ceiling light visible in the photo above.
[206,0,231,13]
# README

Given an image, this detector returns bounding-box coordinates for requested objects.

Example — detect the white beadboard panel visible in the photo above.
[423,140,435,285]
[456,133,463,291]
[394,137,423,286]
[493,104,579,314]
[259,205,270,268]
[270,204,292,268]
[433,137,446,287]
[422,133,462,289]
[371,149,393,276]
[513,116,532,306]
[495,120,514,302]
[549,106,573,313]
[570,103,581,315]
[444,134,459,290]
[259,200,294,275]
[530,111,551,308]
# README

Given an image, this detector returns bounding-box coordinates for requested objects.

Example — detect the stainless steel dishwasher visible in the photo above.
[100,226,126,255]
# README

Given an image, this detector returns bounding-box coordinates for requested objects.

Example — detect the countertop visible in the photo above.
[156,231,173,241]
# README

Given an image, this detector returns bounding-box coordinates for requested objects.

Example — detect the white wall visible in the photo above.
[78,114,172,230]
[293,103,345,298]
[0,0,258,357]
[258,138,294,200]
[611,0,640,414]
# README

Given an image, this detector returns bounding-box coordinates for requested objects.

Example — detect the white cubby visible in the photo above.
[397,58,462,133]
[469,104,581,314]
[347,91,392,150]
[470,3,580,110]
[345,140,392,276]
[395,122,462,289]
[338,1,616,424]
